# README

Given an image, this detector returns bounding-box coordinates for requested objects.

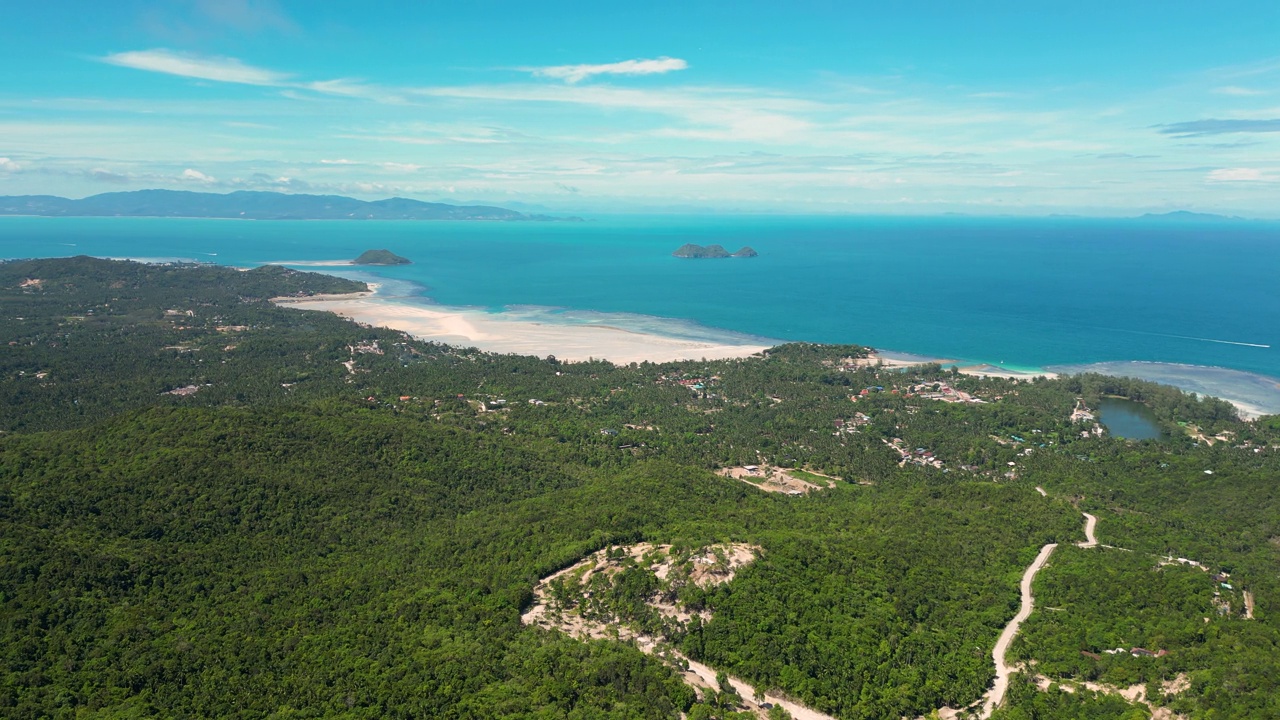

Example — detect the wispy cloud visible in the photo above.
[192,0,296,34]
[140,0,297,42]
[1157,118,1280,136]
[101,49,391,101]
[1208,56,1280,80]
[410,83,830,143]
[1213,86,1267,96]
[528,57,688,83]
[0,157,19,172]
[302,78,399,102]
[1207,167,1274,182]
[21,47,1276,214]
[103,49,289,86]
[88,168,133,183]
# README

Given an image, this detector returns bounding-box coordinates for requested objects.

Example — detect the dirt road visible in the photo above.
[680,655,836,720]
[981,542,1059,718]
[1079,512,1098,548]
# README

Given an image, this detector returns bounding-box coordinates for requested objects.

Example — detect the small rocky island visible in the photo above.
[673,243,758,259]
[352,249,411,265]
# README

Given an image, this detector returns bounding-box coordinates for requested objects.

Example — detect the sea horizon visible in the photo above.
[4,214,1278,415]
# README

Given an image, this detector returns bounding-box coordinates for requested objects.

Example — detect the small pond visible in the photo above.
[1097,397,1163,440]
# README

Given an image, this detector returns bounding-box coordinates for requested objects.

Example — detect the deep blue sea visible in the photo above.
[4,214,1279,411]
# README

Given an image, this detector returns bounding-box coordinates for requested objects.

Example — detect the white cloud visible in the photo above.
[0,157,18,172]
[1213,86,1267,96]
[411,83,830,143]
[303,79,396,102]
[101,49,395,102]
[103,49,290,86]
[181,168,217,183]
[1207,167,1272,182]
[529,57,688,84]
[89,168,133,183]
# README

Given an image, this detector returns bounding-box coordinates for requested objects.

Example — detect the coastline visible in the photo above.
[264,263,1274,417]
[273,289,774,364]
[271,282,1276,419]
[1047,360,1280,420]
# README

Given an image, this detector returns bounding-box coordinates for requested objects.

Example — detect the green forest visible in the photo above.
[2,257,1277,719]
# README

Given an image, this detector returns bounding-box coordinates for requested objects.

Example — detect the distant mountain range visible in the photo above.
[1137,210,1246,222]
[0,190,581,221]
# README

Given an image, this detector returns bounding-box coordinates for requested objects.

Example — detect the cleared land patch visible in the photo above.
[522,542,834,719]
[719,464,833,494]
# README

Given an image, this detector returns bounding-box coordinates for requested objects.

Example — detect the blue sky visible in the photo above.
[2,1,1279,215]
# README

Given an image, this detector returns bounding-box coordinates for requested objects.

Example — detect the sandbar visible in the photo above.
[852,351,957,370]
[268,259,363,267]
[957,364,1060,381]
[273,293,772,364]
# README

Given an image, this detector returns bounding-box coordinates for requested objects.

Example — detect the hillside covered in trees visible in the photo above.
[2,257,1277,719]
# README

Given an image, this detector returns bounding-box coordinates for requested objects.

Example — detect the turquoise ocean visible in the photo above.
[4,214,1279,414]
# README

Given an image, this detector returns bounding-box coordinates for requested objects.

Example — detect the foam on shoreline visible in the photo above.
[1047,361,1280,419]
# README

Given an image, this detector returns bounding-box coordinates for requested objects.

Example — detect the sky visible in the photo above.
[2,1,1279,215]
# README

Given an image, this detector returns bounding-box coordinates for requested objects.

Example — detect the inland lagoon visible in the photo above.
[1097,397,1164,440]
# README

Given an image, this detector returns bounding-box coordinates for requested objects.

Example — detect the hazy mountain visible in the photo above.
[0,189,579,221]
[1138,210,1245,222]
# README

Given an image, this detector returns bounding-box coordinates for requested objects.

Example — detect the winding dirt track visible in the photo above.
[980,542,1059,718]
[971,508,1098,718]
[678,654,835,720]
[1079,512,1098,548]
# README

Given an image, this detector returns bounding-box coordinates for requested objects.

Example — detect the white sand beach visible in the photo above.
[957,364,1060,381]
[272,292,1275,419]
[268,259,363,267]
[273,293,772,364]
[852,352,957,370]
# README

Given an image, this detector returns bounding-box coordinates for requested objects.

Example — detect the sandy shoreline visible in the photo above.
[956,364,1060,381]
[269,259,363,267]
[272,288,1274,419]
[273,292,772,363]
[273,291,1029,370]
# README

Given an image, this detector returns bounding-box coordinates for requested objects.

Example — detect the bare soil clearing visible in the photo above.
[522,542,835,719]
[719,465,830,494]
[1033,673,1190,719]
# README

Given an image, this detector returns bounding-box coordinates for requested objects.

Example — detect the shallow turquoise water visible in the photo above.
[3,214,1278,410]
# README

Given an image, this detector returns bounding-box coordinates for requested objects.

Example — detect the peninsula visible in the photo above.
[0,189,580,221]
[673,243,758,258]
